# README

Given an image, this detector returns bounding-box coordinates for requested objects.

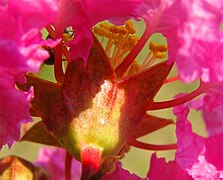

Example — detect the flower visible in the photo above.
[36,147,81,180]
[149,103,223,179]
[52,0,146,64]
[20,29,173,178]
[0,0,58,148]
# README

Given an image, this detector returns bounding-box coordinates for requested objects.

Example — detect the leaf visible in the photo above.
[21,121,61,147]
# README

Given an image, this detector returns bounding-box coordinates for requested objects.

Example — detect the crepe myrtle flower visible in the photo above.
[148,103,223,179]
[0,0,58,149]
[0,0,223,179]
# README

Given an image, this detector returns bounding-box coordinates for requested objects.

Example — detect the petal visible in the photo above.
[205,134,223,170]
[174,0,223,83]
[102,162,141,180]
[174,104,205,170]
[174,104,223,179]
[56,0,144,63]
[36,147,81,180]
[0,74,33,148]
[190,87,223,136]
[0,0,59,79]
[148,154,192,180]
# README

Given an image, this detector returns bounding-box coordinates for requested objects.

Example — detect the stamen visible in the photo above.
[93,20,168,78]
[65,151,72,180]
[164,75,179,83]
[149,82,219,110]
[129,140,177,151]
[45,25,55,39]
[93,21,140,72]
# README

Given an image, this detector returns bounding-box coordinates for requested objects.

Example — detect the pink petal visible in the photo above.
[174,0,223,83]
[0,0,59,147]
[174,104,223,179]
[102,162,141,180]
[55,0,145,63]
[140,0,223,83]
[148,154,192,180]
[36,147,81,180]
[0,73,33,148]
[190,87,223,136]
[0,0,59,77]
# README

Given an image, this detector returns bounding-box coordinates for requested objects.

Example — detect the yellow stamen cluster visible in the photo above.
[149,42,167,59]
[62,31,74,42]
[93,21,168,77]
[93,21,140,71]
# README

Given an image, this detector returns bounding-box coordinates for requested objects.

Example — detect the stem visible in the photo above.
[54,41,64,83]
[129,140,177,150]
[45,25,55,39]
[115,20,151,77]
[81,144,103,180]
[65,151,72,180]
[62,44,70,62]
[149,83,214,110]
[164,75,179,83]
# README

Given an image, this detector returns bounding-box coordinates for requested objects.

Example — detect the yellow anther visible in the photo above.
[93,26,101,35]
[149,42,167,53]
[127,61,140,75]
[149,42,158,52]
[155,52,166,59]
[157,44,167,52]
[128,36,139,46]
[99,22,110,30]
[110,26,119,34]
[118,27,128,35]
[93,26,110,37]
[125,21,136,34]
[62,32,74,42]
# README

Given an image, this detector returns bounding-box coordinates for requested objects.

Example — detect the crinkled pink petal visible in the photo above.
[0,73,33,148]
[148,154,192,180]
[205,134,223,170]
[102,162,141,180]
[0,0,59,148]
[140,0,223,83]
[174,104,223,179]
[175,0,223,83]
[55,0,145,63]
[190,87,223,136]
[36,147,81,180]
[174,105,204,169]
[0,0,59,78]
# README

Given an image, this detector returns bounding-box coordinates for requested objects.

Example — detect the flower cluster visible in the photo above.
[0,0,223,179]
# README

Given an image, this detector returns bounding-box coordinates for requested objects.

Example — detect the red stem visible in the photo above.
[164,75,179,83]
[45,25,55,39]
[115,20,151,77]
[62,44,70,62]
[54,41,64,83]
[149,83,216,110]
[129,140,177,150]
[65,151,72,180]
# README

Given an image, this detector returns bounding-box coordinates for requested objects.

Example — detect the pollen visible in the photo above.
[62,30,74,42]
[93,21,140,73]
[93,21,168,78]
